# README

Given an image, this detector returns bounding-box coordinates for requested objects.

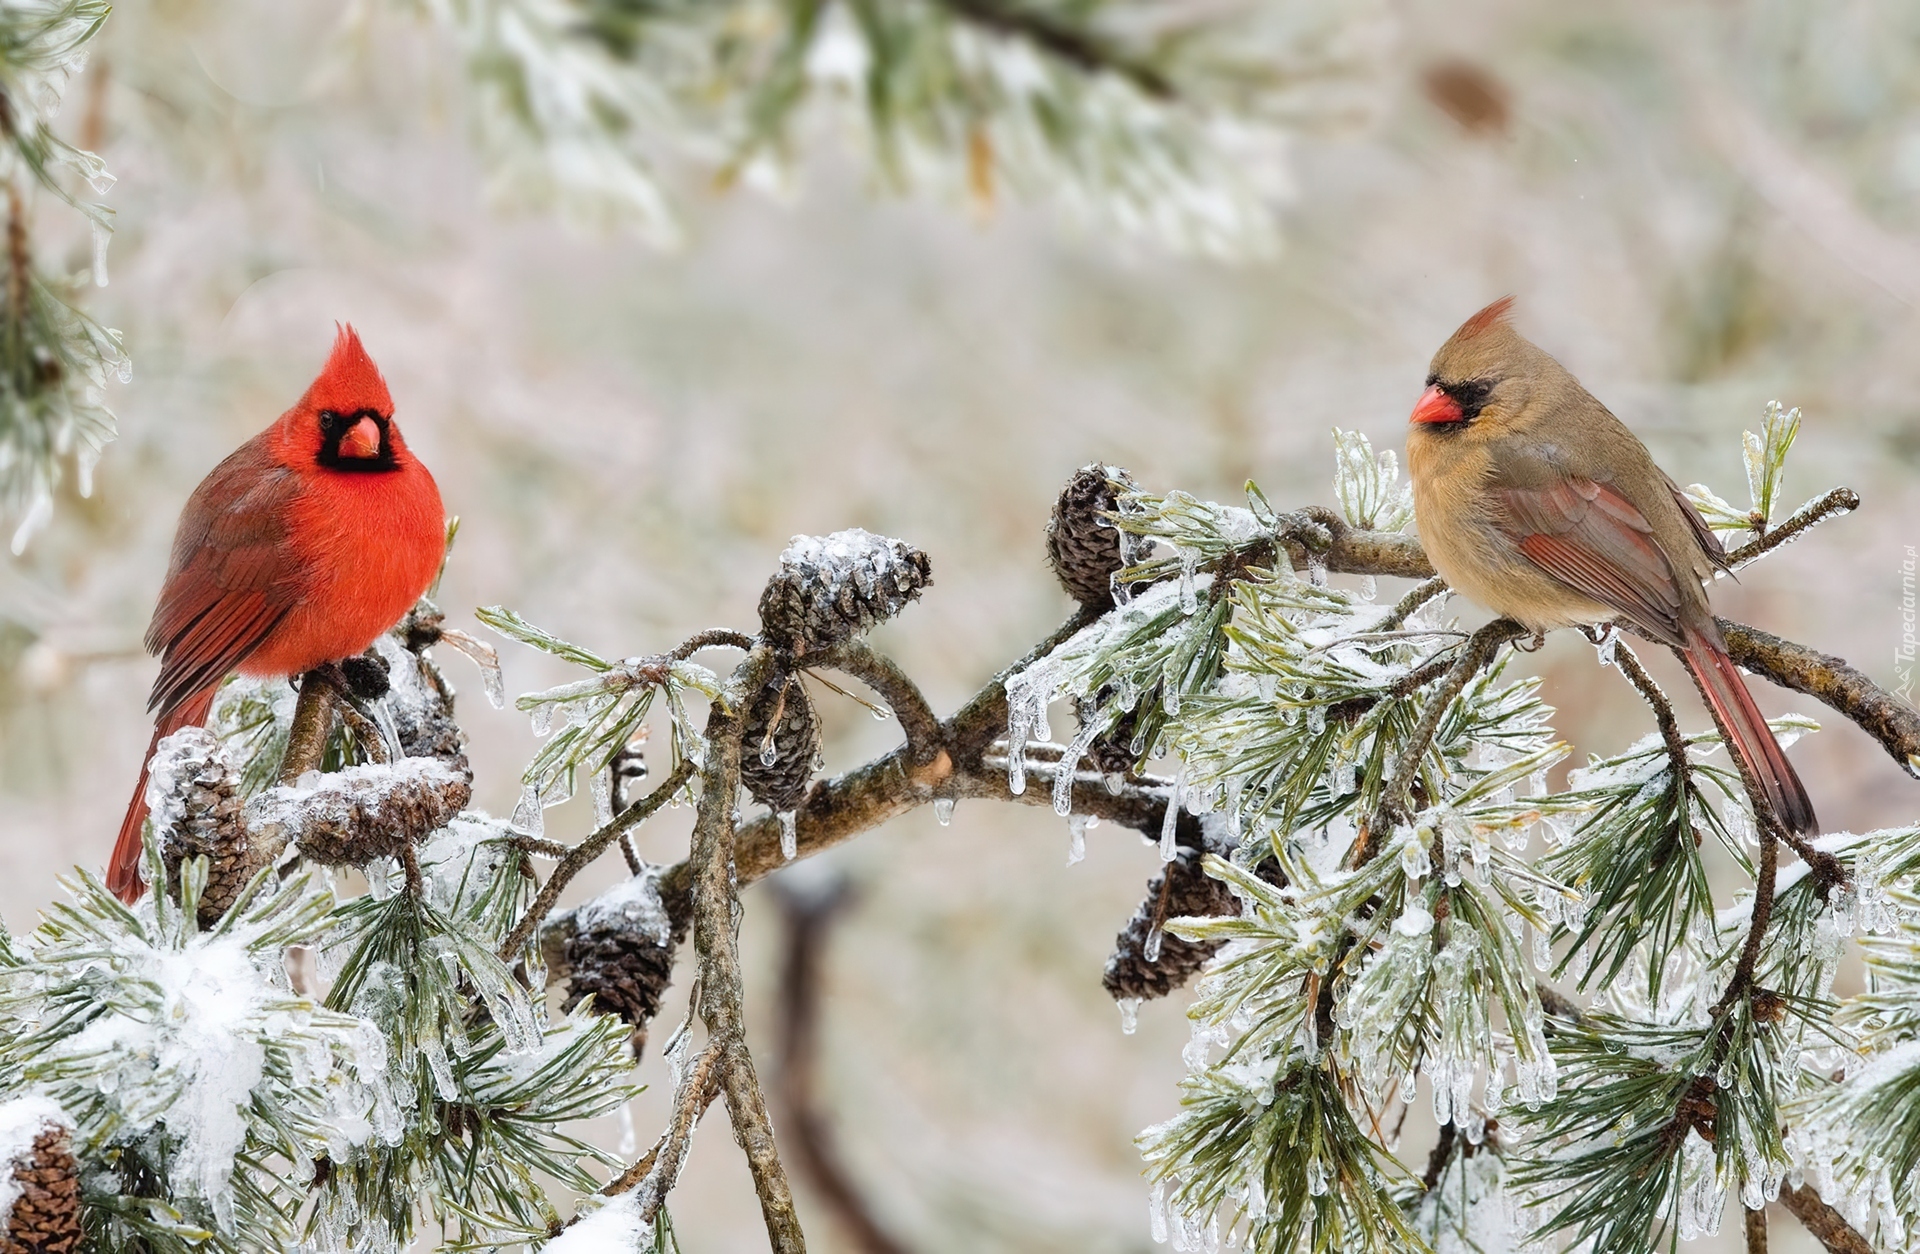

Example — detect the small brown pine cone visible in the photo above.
[1102,823,1241,1002]
[551,877,687,1052]
[741,676,819,814]
[758,529,932,656]
[1047,464,1139,610]
[2,1128,82,1254]
[149,728,256,925]
[253,758,471,867]
[1075,696,1142,778]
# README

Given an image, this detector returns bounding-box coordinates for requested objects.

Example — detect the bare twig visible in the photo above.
[671,628,759,660]
[278,670,338,786]
[496,758,696,963]
[1609,638,1689,779]
[1720,619,1920,775]
[1777,1183,1875,1254]
[818,641,945,770]
[1745,1203,1769,1254]
[687,646,807,1252]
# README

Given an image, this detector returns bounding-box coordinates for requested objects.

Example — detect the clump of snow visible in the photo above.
[417,813,518,915]
[0,1097,66,1231]
[248,756,465,833]
[546,1188,651,1253]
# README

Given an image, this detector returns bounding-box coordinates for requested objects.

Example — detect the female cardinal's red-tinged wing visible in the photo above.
[1492,477,1687,646]
[143,441,303,716]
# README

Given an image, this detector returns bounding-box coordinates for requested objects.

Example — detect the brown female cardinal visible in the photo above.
[111,326,446,900]
[1405,297,1816,836]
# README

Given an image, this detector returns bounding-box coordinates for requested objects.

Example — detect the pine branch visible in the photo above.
[1720,619,1920,775]
[1723,487,1860,569]
[923,0,1177,100]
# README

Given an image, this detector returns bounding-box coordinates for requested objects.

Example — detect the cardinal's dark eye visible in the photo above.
[1443,378,1496,422]
[318,410,345,435]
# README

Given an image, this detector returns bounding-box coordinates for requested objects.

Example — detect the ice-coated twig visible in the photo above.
[1352,618,1529,869]
[1723,486,1859,570]
[496,758,697,964]
[1374,575,1449,632]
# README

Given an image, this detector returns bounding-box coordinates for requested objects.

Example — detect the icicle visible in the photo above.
[933,797,955,826]
[779,811,798,861]
[1160,766,1186,862]
[530,704,555,737]
[1144,927,1164,963]
[1067,813,1089,865]
[617,1100,637,1158]
[1119,997,1141,1035]
[512,784,545,839]
[1178,549,1200,615]
[1105,772,1125,795]
[1054,724,1099,816]
[1356,574,1377,602]
[760,734,778,767]
[1149,1182,1170,1244]
[1305,1158,1329,1197]
[1532,923,1553,972]
[591,770,614,828]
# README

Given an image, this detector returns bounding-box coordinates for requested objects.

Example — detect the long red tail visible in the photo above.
[110,687,218,902]
[1679,625,1817,837]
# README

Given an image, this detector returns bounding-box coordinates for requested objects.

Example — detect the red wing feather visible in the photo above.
[144,450,302,716]
[1493,478,1686,646]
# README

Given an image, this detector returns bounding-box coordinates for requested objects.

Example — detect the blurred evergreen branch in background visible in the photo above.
[415,0,1384,253]
[0,0,124,553]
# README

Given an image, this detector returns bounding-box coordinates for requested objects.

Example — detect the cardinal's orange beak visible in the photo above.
[1409,385,1464,425]
[340,416,383,459]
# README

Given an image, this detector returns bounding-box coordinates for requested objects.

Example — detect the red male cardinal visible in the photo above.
[1405,297,1816,836]
[111,326,446,900]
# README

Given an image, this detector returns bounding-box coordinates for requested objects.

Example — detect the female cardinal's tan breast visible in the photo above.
[1407,426,1614,632]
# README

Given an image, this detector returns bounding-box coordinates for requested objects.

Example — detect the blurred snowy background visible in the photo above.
[6,0,1920,1250]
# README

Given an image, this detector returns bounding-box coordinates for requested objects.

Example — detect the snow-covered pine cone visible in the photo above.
[148,727,257,925]
[741,676,818,813]
[252,758,471,867]
[1047,463,1137,610]
[2,1127,81,1254]
[1102,842,1239,1002]
[757,529,932,656]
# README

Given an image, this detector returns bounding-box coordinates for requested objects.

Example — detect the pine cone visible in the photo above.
[758,529,932,656]
[252,758,471,867]
[2,1128,81,1254]
[149,728,257,925]
[552,876,686,1051]
[741,676,819,813]
[1047,464,1138,610]
[1103,817,1241,1002]
[1075,695,1142,778]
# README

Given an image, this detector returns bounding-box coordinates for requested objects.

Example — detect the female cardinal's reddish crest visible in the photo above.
[1406,298,1817,837]
[112,326,446,900]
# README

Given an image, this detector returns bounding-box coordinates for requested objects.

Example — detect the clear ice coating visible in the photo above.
[780,811,798,861]
[1160,766,1186,862]
[1144,927,1164,963]
[512,783,545,838]
[591,770,614,828]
